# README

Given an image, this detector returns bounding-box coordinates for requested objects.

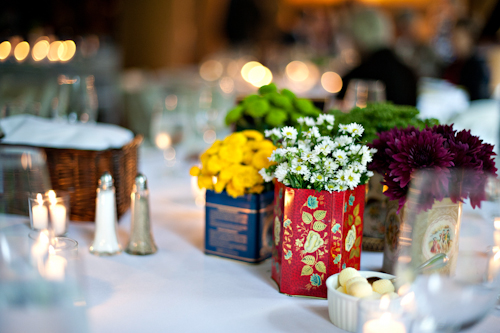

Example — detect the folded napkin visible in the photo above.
[0,115,134,151]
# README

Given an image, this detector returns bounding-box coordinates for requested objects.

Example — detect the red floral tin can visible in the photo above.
[271,182,366,298]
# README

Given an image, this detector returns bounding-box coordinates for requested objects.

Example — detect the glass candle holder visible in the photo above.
[29,190,70,237]
[357,297,412,333]
[29,193,49,231]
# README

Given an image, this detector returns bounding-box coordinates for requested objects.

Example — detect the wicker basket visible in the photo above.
[1,135,142,222]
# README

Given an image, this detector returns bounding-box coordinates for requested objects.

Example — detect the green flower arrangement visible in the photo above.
[225,83,322,132]
[328,103,439,143]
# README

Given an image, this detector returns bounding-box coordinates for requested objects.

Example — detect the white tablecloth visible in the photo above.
[5,147,500,332]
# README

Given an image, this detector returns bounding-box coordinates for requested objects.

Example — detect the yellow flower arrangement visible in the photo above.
[190,130,276,198]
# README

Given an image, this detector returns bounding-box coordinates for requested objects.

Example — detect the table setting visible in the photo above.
[1,78,500,333]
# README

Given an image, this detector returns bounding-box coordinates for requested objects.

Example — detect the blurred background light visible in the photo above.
[32,40,50,61]
[321,71,343,93]
[0,41,11,60]
[14,41,30,61]
[199,60,223,81]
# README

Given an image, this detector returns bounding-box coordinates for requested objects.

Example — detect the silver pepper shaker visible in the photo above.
[89,172,122,256]
[125,173,157,255]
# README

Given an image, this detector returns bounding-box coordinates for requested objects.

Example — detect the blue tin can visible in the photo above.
[205,189,274,263]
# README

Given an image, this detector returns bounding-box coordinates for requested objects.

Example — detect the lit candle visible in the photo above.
[48,190,67,236]
[32,193,48,230]
[363,313,406,333]
[44,245,67,281]
[30,231,49,270]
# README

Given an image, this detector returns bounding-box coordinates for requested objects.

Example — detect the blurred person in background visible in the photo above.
[336,7,418,107]
[394,10,442,78]
[442,19,490,101]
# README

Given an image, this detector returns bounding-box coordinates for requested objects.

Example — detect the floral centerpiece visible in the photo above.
[190,130,277,263]
[369,124,497,273]
[225,83,322,132]
[329,102,439,251]
[190,130,276,197]
[369,124,497,211]
[262,115,376,298]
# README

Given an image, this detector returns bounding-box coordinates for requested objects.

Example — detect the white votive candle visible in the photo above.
[363,313,406,333]
[45,246,67,281]
[32,193,48,230]
[48,190,67,236]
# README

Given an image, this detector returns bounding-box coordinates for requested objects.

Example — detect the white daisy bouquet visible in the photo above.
[259,115,376,192]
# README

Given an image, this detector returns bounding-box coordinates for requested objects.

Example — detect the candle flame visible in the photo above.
[36,193,44,205]
[48,190,57,204]
[39,230,49,245]
[49,245,56,255]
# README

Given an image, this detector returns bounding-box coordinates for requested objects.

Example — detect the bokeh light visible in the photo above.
[240,61,262,82]
[14,41,30,61]
[321,71,343,93]
[48,41,62,61]
[247,65,273,87]
[0,41,11,60]
[203,129,217,144]
[155,133,172,149]
[165,94,178,110]
[219,76,234,94]
[199,60,223,81]
[59,40,76,62]
[32,40,50,61]
[286,61,309,82]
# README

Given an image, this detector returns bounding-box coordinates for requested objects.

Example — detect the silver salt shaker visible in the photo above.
[125,173,157,255]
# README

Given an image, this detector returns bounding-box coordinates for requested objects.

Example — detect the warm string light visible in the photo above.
[14,41,30,61]
[0,37,77,62]
[32,40,50,61]
[0,41,11,60]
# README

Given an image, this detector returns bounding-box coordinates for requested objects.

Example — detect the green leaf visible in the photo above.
[349,250,356,259]
[301,255,315,266]
[353,204,359,216]
[313,221,327,232]
[313,210,327,221]
[315,261,326,273]
[354,216,361,226]
[348,215,353,226]
[301,265,313,276]
[355,237,361,247]
[302,212,313,224]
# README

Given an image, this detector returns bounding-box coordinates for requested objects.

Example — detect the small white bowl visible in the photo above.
[326,270,395,332]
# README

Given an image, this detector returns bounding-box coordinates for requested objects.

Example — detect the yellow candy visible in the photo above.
[346,276,368,294]
[339,267,360,286]
[348,281,372,298]
[372,279,395,294]
[336,285,346,294]
[363,291,381,300]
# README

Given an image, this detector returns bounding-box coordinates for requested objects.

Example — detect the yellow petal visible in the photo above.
[189,166,201,176]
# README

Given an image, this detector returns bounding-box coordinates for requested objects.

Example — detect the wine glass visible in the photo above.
[53,75,98,123]
[395,169,500,332]
[342,79,386,111]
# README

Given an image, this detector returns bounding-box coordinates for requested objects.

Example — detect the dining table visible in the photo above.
[2,146,500,333]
